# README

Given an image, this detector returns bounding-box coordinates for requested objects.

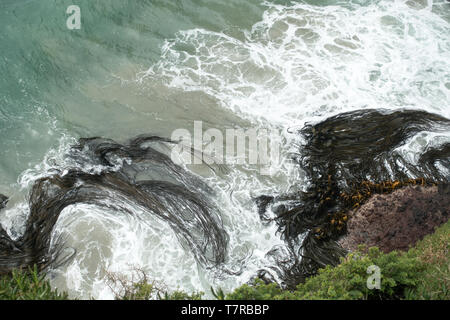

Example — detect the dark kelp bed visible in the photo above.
[257,108,450,288]
[0,108,449,292]
[0,136,229,275]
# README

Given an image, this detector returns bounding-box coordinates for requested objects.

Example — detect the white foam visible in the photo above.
[142,0,450,126]
[17,134,128,190]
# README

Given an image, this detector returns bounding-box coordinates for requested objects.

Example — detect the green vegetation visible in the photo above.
[405,220,449,300]
[0,221,448,300]
[0,265,68,300]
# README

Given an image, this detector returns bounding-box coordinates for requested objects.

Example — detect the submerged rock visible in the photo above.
[338,184,449,253]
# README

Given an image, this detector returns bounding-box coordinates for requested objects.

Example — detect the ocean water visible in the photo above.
[0,0,449,299]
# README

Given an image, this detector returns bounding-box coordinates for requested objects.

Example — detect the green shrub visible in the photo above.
[283,247,424,300]
[0,266,68,300]
[225,279,283,300]
[405,221,450,300]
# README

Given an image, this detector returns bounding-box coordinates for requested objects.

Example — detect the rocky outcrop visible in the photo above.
[338,184,449,253]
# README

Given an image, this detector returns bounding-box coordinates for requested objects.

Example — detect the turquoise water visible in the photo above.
[0,0,263,186]
[1,0,450,298]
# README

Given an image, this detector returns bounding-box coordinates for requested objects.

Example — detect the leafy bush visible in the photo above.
[283,247,424,300]
[406,221,449,300]
[0,266,68,300]
[225,279,283,300]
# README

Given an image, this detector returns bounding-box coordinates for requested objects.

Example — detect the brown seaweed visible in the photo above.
[0,135,229,275]
[257,108,450,289]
